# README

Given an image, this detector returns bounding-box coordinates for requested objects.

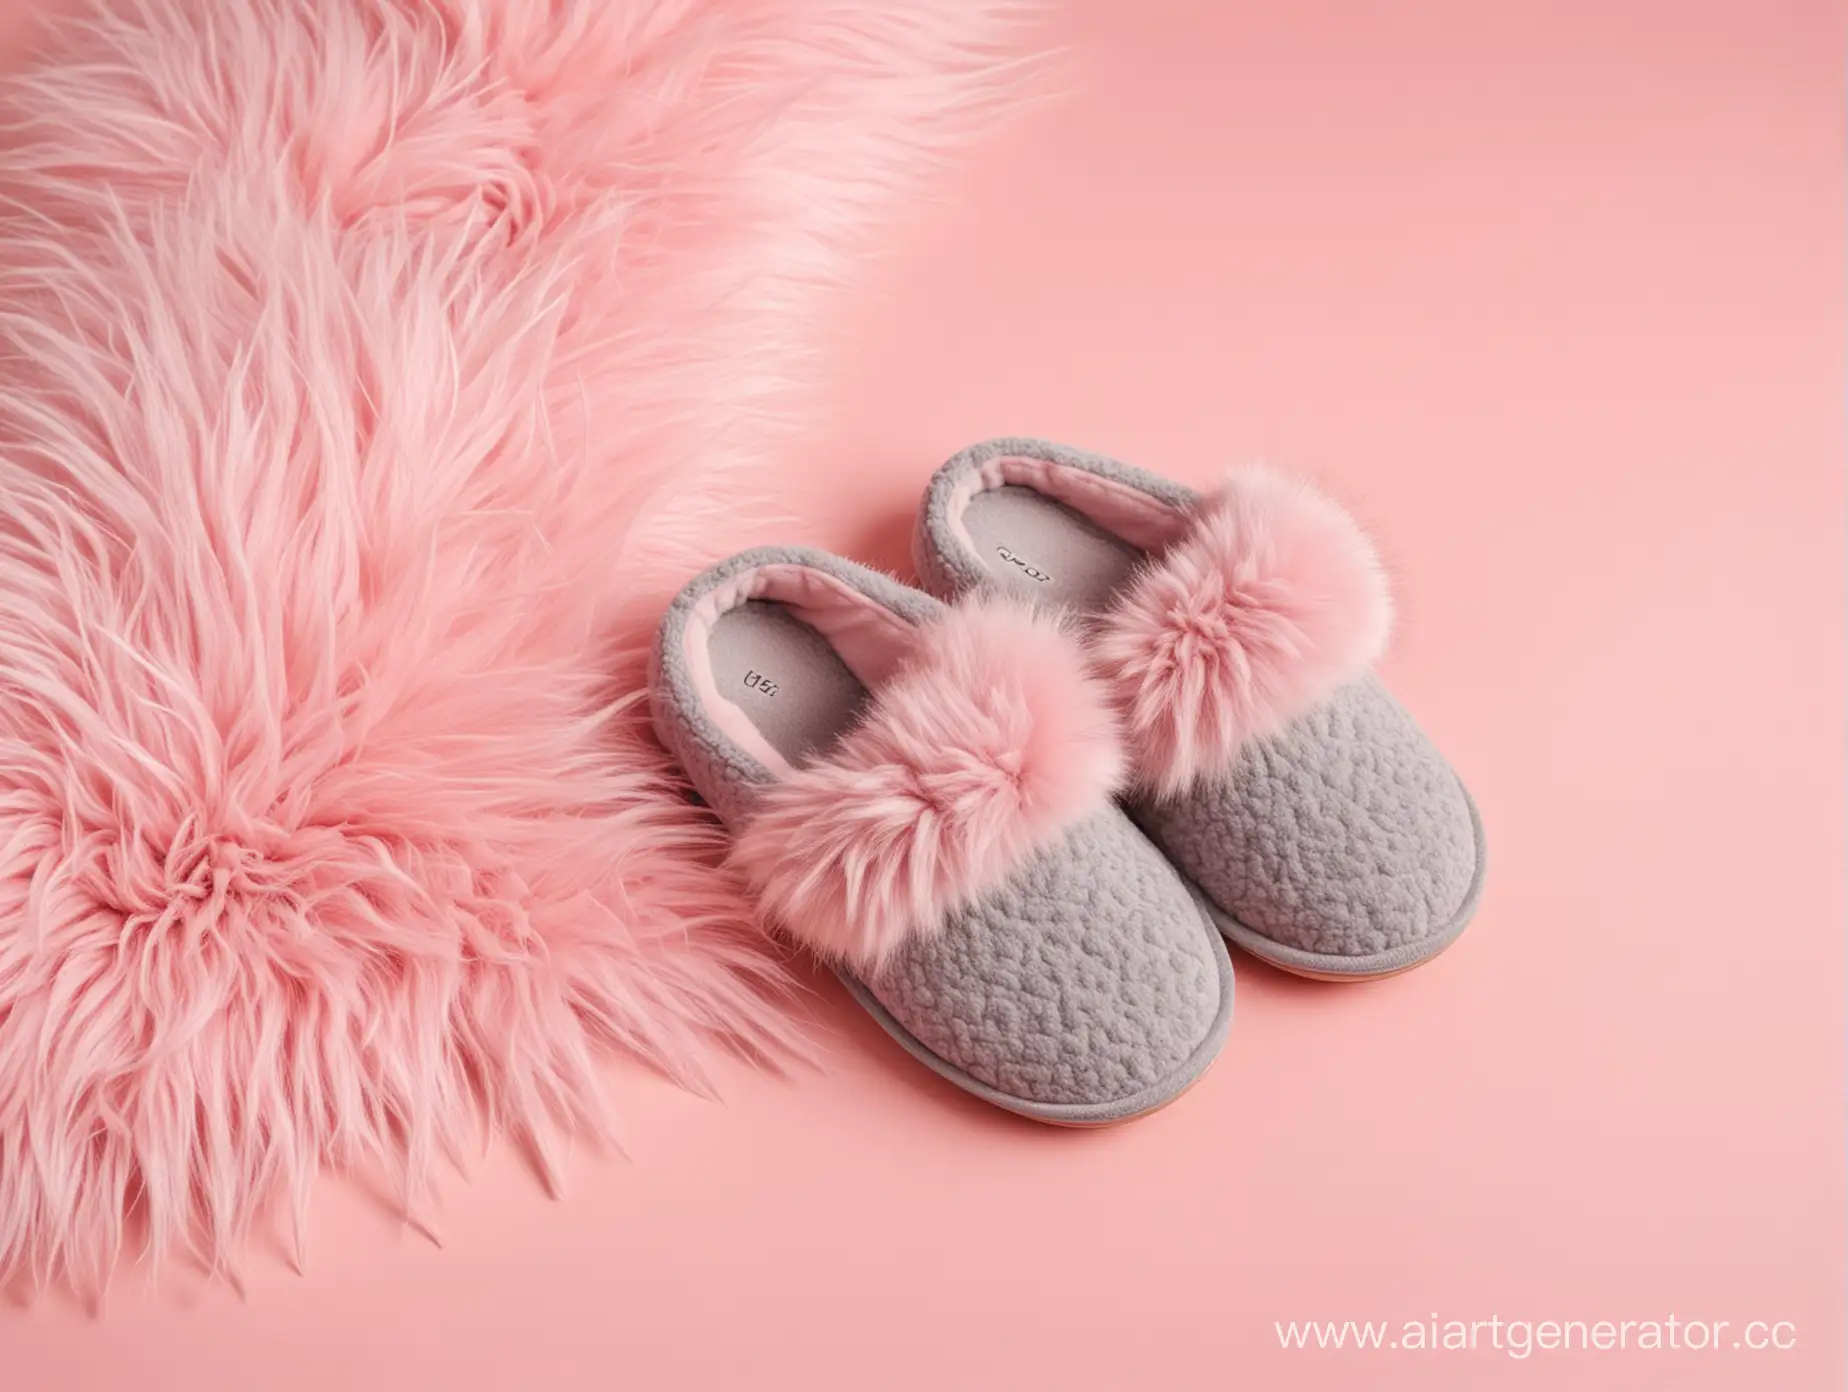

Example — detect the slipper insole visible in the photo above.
[707,600,869,765]
[960,484,1144,608]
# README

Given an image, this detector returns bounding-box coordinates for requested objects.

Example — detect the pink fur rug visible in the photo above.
[0,0,1026,1299]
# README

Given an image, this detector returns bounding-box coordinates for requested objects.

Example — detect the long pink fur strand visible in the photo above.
[0,0,1032,1299]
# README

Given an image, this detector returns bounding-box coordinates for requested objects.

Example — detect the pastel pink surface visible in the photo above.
[3,3,1841,1392]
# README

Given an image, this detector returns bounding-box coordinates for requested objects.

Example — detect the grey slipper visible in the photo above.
[649,546,1234,1124]
[915,438,1485,981]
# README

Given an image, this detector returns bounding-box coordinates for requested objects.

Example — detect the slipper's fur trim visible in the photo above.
[731,599,1122,972]
[1093,466,1391,796]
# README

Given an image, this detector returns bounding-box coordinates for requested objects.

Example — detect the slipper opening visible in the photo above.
[681,561,913,773]
[943,453,1188,607]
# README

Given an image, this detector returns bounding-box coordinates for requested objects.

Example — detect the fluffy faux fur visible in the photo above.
[0,0,1031,1299]
[1092,466,1392,796]
[730,600,1123,973]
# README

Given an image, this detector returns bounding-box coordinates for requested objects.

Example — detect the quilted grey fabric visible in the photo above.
[869,811,1225,1110]
[651,546,1233,1122]
[1132,677,1482,972]
[916,438,1486,977]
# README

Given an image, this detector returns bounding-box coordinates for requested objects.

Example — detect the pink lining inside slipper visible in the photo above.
[682,563,918,772]
[943,454,1191,556]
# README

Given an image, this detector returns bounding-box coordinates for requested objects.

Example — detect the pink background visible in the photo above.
[3,1,1843,1389]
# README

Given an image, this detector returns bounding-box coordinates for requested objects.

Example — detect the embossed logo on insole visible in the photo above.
[996,546,1052,583]
[742,670,780,698]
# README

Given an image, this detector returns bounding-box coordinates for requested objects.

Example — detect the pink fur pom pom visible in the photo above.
[1092,465,1392,796]
[730,599,1124,973]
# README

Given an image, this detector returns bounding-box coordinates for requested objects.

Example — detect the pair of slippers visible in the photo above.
[651,439,1485,1125]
